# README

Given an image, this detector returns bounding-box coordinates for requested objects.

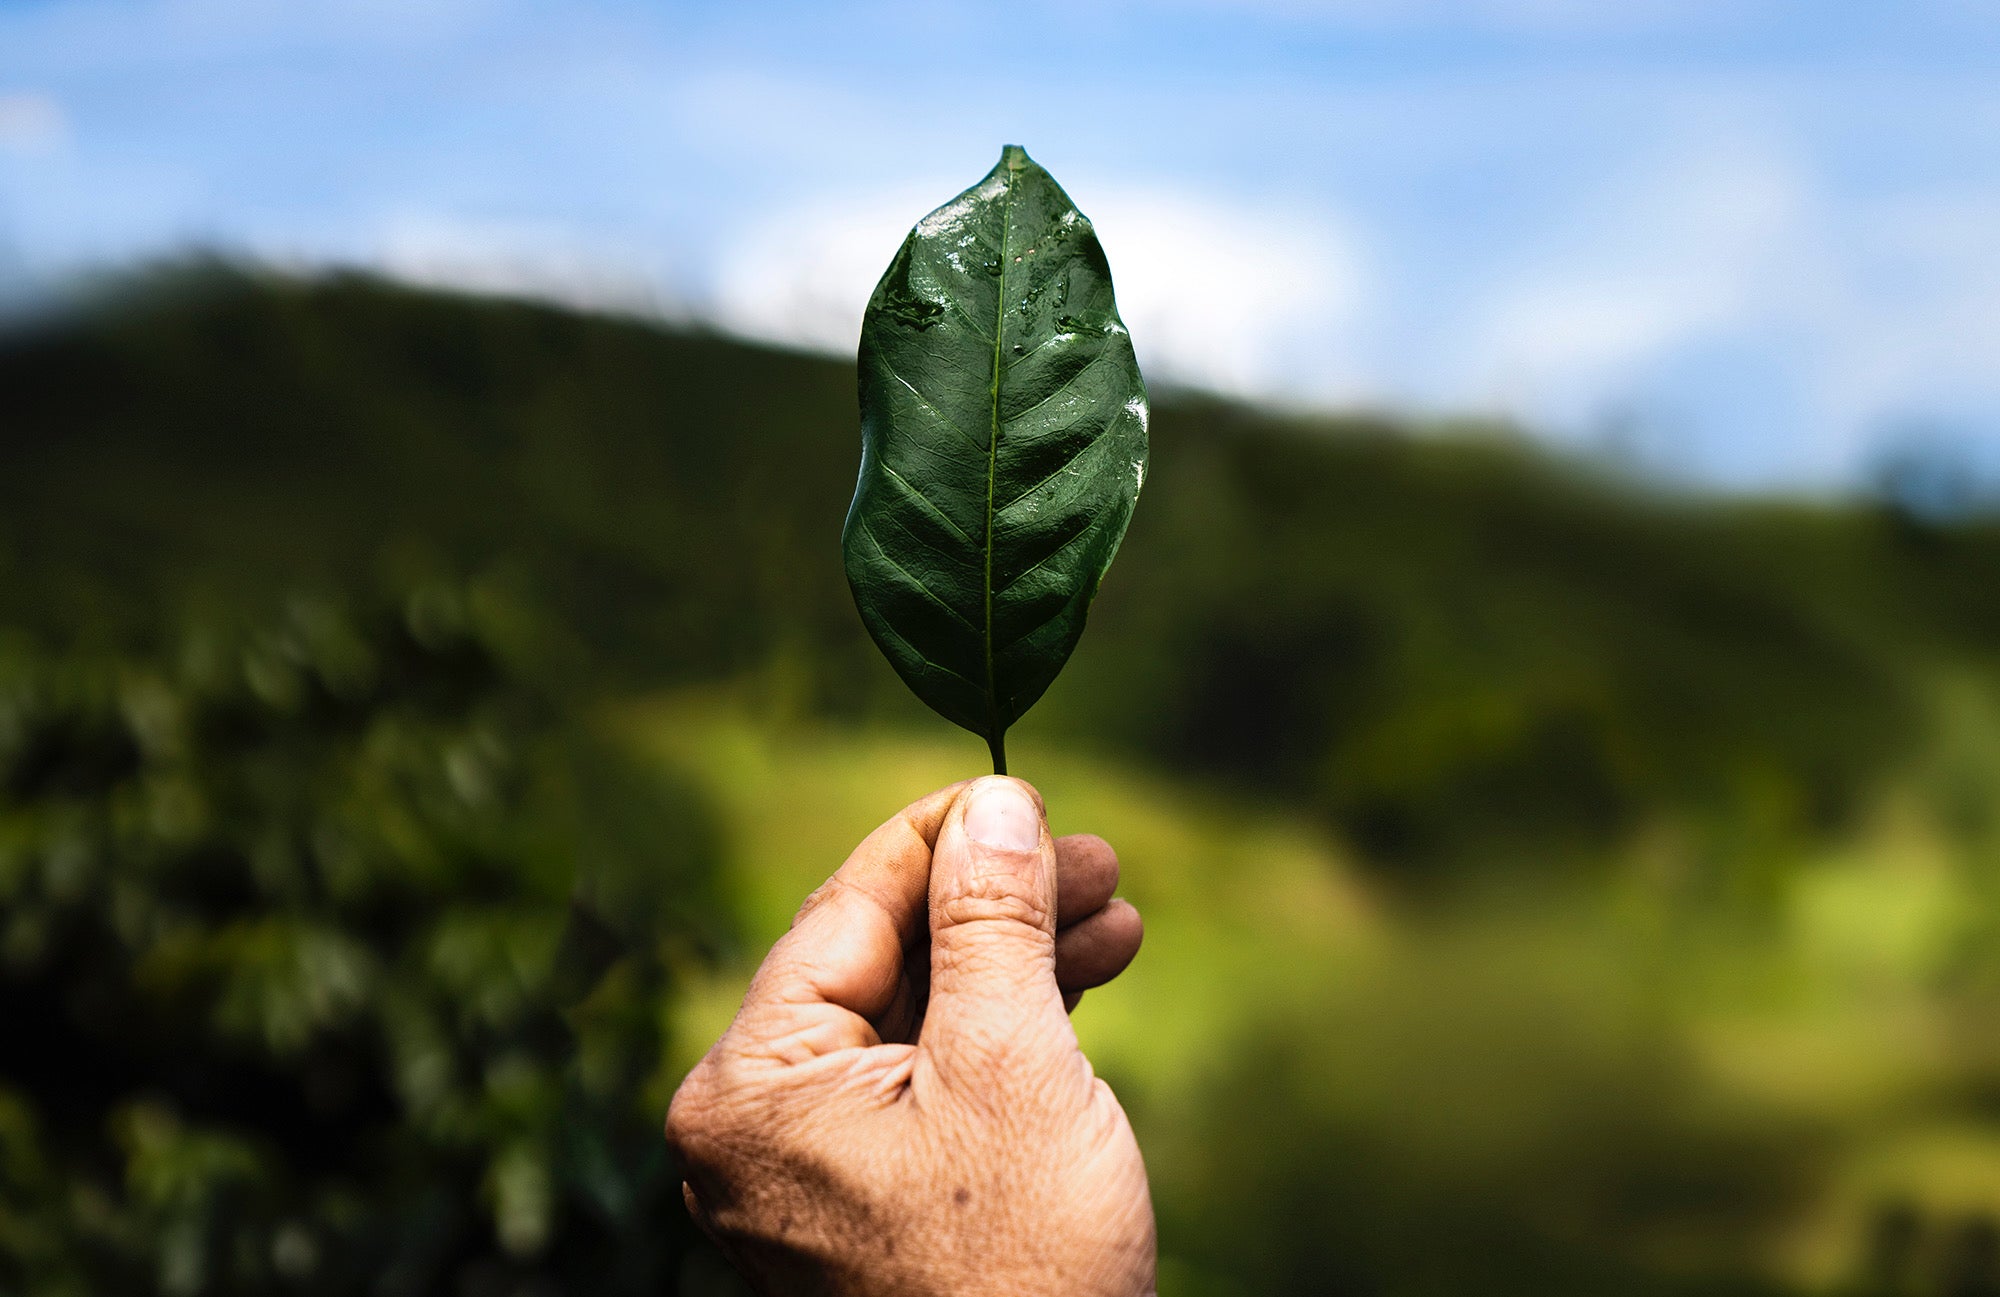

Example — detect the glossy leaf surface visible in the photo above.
[845,145,1149,772]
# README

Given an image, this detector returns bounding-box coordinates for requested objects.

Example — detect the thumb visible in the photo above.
[921,776,1073,1077]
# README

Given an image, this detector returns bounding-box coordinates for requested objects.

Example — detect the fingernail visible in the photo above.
[963,780,1040,852]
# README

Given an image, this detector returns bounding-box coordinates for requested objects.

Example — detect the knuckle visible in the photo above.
[668,1048,819,1174]
[933,927,1056,991]
[666,1057,762,1167]
[664,1067,717,1161]
[789,875,842,928]
[939,871,1052,931]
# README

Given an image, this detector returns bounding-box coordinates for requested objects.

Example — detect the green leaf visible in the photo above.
[844,145,1149,775]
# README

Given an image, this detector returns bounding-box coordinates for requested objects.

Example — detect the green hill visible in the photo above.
[6,264,1998,879]
[14,265,2000,1295]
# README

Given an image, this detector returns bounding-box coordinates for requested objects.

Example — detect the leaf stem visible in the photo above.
[988,729,1008,776]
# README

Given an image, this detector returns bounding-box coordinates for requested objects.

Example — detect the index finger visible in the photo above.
[726,781,971,1054]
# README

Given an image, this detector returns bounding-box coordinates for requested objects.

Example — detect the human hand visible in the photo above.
[666,777,1153,1296]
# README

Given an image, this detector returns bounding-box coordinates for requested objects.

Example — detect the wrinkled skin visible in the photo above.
[667,777,1154,1296]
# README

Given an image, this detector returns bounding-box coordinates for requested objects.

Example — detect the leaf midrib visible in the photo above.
[984,157,1017,744]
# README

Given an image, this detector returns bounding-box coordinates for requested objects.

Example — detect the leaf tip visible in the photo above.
[1000,144,1031,173]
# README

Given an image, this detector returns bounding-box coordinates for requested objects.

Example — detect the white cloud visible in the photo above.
[0,93,68,156]
[1801,188,2000,459]
[363,212,681,318]
[1434,135,2000,483]
[1088,188,1367,398]
[707,180,1365,399]
[705,184,934,355]
[1830,190,2000,404]
[1461,142,1808,427]
[665,68,913,171]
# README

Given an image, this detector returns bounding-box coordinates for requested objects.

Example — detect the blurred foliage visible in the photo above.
[655,705,2000,1297]
[10,263,2000,1293]
[0,587,734,1296]
[7,263,1993,888]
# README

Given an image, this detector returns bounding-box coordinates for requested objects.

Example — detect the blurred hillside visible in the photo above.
[11,265,2000,1295]
[8,264,1999,882]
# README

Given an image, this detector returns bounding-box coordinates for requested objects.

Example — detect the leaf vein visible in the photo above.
[945,296,995,344]
[1005,323,1084,370]
[880,463,973,544]
[871,614,984,694]
[858,520,981,635]
[994,422,1122,515]
[1001,350,1110,430]
[995,517,1099,598]
[887,370,988,454]
[982,158,1017,753]
[993,596,1080,659]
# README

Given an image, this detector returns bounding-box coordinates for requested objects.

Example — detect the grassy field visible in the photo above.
[627,690,2000,1295]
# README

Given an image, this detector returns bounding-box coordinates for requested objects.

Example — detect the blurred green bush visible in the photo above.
[0,587,732,1296]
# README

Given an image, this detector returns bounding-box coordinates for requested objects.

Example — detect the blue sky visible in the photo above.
[4,0,2000,488]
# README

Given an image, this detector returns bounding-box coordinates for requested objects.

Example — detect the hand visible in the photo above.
[666,776,1154,1296]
